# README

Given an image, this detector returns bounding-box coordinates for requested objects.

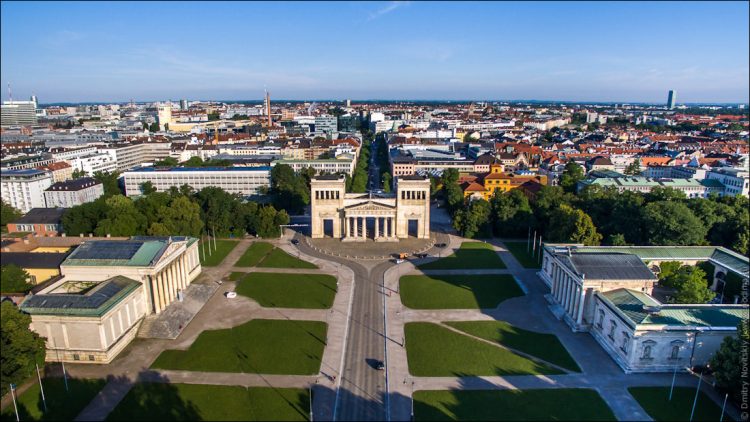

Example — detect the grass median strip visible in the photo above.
[151,319,327,374]
[400,274,523,309]
[444,320,580,372]
[413,389,616,421]
[106,383,310,421]
[404,322,563,376]
[418,242,506,270]
[235,272,337,308]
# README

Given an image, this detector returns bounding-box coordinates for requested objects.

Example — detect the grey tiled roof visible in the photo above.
[558,252,658,281]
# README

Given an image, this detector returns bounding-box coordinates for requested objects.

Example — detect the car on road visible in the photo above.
[373,360,385,370]
[224,291,237,299]
[291,239,300,245]
[415,253,429,258]
[395,259,405,264]
[435,243,447,248]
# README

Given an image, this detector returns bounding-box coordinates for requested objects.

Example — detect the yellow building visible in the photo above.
[462,164,548,200]
[1,252,67,285]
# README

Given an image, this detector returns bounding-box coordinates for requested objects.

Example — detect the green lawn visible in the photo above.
[234,242,317,269]
[1,377,106,421]
[628,387,728,422]
[413,389,616,421]
[400,274,523,309]
[198,239,239,267]
[444,321,580,372]
[228,272,245,281]
[235,272,337,308]
[151,319,326,374]
[418,242,506,270]
[106,383,310,421]
[404,322,563,376]
[503,241,542,269]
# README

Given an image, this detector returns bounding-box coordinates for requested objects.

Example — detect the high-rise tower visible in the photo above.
[264,90,272,127]
[667,90,676,110]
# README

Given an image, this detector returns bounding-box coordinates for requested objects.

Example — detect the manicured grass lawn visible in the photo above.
[151,319,326,375]
[400,274,523,309]
[628,387,728,422]
[228,271,245,281]
[234,242,317,269]
[198,239,239,267]
[107,383,310,421]
[234,242,275,267]
[418,242,506,270]
[445,321,580,372]
[413,389,616,421]
[404,322,563,376]
[235,272,337,308]
[0,377,106,421]
[503,241,541,269]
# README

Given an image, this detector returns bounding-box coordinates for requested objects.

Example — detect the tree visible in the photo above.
[657,261,683,284]
[148,122,160,132]
[547,204,602,245]
[140,181,157,195]
[623,159,641,175]
[95,195,147,236]
[710,321,749,404]
[0,265,33,293]
[61,198,109,235]
[194,186,245,237]
[149,196,204,237]
[642,201,707,245]
[154,157,178,167]
[605,233,629,246]
[72,168,87,179]
[0,199,23,227]
[645,186,685,202]
[491,189,534,237]
[270,164,309,214]
[382,172,392,193]
[672,270,715,304]
[93,171,123,197]
[183,156,205,167]
[1,301,46,396]
[453,199,491,238]
[559,162,584,193]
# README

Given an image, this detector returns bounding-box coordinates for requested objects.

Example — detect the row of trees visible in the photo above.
[442,168,749,256]
[349,134,372,193]
[62,184,290,238]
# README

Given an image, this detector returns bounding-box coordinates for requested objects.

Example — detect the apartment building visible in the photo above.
[1,168,54,212]
[44,177,104,208]
[68,152,118,176]
[707,167,749,197]
[100,142,172,171]
[122,166,271,196]
[36,161,74,182]
[274,158,356,176]
[1,154,54,170]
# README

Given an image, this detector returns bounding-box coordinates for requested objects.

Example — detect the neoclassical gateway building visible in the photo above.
[310,175,431,241]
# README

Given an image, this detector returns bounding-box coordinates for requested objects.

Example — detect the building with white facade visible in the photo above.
[123,166,271,196]
[100,142,172,171]
[274,158,356,176]
[68,152,118,176]
[1,100,38,126]
[1,168,54,213]
[707,167,749,197]
[44,177,104,208]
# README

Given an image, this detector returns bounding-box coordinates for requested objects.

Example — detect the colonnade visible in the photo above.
[150,249,198,314]
[550,262,587,326]
[344,215,395,240]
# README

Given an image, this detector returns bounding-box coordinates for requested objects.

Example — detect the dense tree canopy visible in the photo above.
[0,199,22,227]
[0,265,33,293]
[1,302,46,396]
[559,162,584,193]
[270,164,310,215]
[710,321,749,404]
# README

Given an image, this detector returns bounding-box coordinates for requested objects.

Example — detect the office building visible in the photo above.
[315,115,338,135]
[122,166,271,196]
[1,99,38,126]
[667,90,677,110]
[1,168,54,213]
[44,177,104,208]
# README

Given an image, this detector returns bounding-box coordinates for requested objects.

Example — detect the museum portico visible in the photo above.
[310,175,430,241]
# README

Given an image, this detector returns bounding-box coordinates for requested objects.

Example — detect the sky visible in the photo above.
[1,1,748,104]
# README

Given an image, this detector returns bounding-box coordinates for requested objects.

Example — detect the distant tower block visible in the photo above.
[265,90,272,127]
[667,90,677,110]
[157,103,172,131]
[346,99,351,107]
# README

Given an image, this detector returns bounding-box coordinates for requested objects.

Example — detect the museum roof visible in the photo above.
[62,236,196,267]
[21,276,141,317]
[600,289,748,329]
[556,252,658,281]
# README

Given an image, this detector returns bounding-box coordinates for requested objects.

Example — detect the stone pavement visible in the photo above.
[138,282,217,339]
[71,236,354,421]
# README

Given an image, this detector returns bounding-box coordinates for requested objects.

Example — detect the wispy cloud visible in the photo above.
[367,1,409,21]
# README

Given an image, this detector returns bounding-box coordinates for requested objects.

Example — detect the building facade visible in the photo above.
[122,166,271,196]
[44,177,104,208]
[310,175,431,240]
[1,169,54,213]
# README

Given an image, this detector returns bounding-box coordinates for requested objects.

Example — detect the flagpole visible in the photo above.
[36,363,47,412]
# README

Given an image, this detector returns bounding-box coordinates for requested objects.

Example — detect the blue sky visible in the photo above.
[1,1,748,103]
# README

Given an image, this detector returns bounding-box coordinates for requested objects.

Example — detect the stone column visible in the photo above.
[375,217,380,239]
[150,275,161,314]
[572,285,581,318]
[157,272,167,311]
[576,288,587,325]
[363,217,367,239]
[345,217,350,238]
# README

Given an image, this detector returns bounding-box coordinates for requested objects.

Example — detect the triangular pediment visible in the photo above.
[344,201,396,211]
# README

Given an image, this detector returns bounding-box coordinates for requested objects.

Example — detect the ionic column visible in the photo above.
[362,217,367,239]
[576,288,586,325]
[345,217,350,238]
[157,272,167,311]
[150,275,162,314]
[375,217,380,239]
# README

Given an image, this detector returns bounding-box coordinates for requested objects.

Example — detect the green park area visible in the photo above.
[198,239,239,267]
[413,389,616,421]
[400,274,523,309]
[418,242,506,270]
[235,272,336,308]
[503,241,542,268]
[151,319,326,375]
[628,387,728,422]
[404,322,563,376]
[106,383,310,421]
[445,321,580,372]
[1,378,106,421]
[234,242,317,269]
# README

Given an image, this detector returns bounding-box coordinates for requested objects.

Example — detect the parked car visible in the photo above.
[374,360,385,370]
[415,253,429,258]
[291,239,300,245]
[224,291,237,299]
[395,259,405,264]
[436,243,447,248]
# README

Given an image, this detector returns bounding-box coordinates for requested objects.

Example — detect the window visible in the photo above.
[642,345,652,359]
[88,355,95,361]
[597,310,605,329]
[73,354,80,361]
[671,345,680,359]
[620,333,629,353]
[608,321,616,340]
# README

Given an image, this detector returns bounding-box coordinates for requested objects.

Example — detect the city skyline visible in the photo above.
[1,1,749,103]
